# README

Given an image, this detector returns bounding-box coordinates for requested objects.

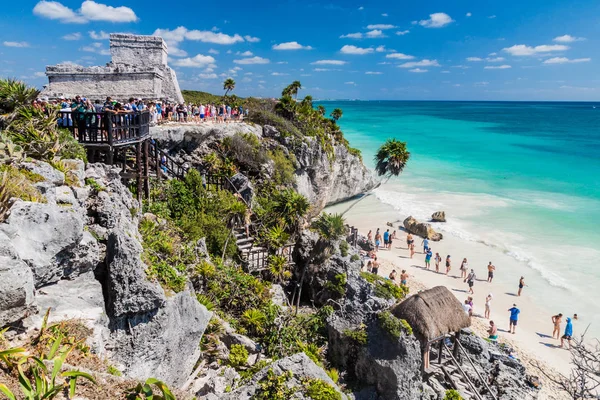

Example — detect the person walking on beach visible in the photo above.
[372,257,380,275]
[400,270,409,286]
[552,313,563,340]
[560,317,573,349]
[383,229,390,250]
[388,231,394,249]
[518,276,526,296]
[460,258,468,279]
[367,230,373,244]
[434,252,442,273]
[445,255,452,275]
[422,238,430,254]
[463,300,472,316]
[425,248,432,269]
[485,293,493,319]
[508,304,520,334]
[409,242,415,259]
[465,269,476,294]
[375,231,382,251]
[406,233,413,249]
[487,262,496,283]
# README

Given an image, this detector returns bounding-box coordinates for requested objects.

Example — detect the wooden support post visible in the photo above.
[136,142,142,204]
[438,339,444,364]
[452,331,461,361]
[143,139,150,199]
[107,146,114,165]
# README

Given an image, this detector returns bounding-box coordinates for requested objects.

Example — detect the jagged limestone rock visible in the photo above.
[431,211,446,222]
[0,231,35,327]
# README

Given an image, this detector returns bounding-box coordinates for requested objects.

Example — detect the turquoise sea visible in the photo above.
[321,100,600,334]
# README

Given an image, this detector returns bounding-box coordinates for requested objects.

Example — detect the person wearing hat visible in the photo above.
[508,304,520,334]
[560,317,573,349]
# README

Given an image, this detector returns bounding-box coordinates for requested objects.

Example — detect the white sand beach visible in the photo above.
[327,194,578,398]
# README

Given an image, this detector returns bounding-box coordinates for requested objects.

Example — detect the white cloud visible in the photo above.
[398,59,440,68]
[314,68,338,72]
[503,44,569,56]
[484,65,512,69]
[358,6,364,10]
[367,24,396,30]
[386,52,414,60]
[453,84,461,87]
[381,13,388,17]
[409,68,428,73]
[172,54,216,67]
[553,34,585,43]
[199,73,217,79]
[311,60,346,65]
[375,46,387,53]
[418,12,453,28]
[543,57,591,64]
[168,46,187,57]
[396,30,410,35]
[62,32,81,40]
[489,52,497,56]
[466,12,472,17]
[365,71,382,75]
[233,56,270,65]
[208,49,219,54]
[340,45,374,55]
[244,35,260,43]
[232,66,242,71]
[441,70,450,73]
[3,41,30,48]
[340,32,363,39]
[475,81,489,86]
[153,27,244,45]
[488,15,496,19]
[277,61,288,64]
[89,30,109,40]
[345,81,356,85]
[466,57,483,62]
[81,43,110,55]
[271,72,289,76]
[34,1,137,23]
[365,29,384,38]
[238,50,253,56]
[486,57,505,62]
[272,42,312,50]
[378,62,391,65]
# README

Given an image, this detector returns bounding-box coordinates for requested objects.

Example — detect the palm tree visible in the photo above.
[289,81,302,99]
[374,138,410,180]
[223,78,236,96]
[340,138,410,216]
[330,108,343,122]
[317,105,326,116]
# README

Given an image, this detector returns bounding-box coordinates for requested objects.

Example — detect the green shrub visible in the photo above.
[228,344,249,368]
[326,368,339,384]
[239,359,271,381]
[85,177,105,192]
[268,148,297,186]
[107,365,122,376]
[302,378,342,400]
[350,254,360,262]
[343,326,368,346]
[252,369,296,400]
[443,389,464,400]
[377,311,412,340]
[242,308,268,336]
[125,378,175,400]
[339,240,349,257]
[360,272,408,301]
[196,294,215,311]
[325,273,347,297]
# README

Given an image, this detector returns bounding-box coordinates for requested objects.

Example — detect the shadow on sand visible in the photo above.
[536,332,553,339]
[539,341,561,349]
[505,292,518,297]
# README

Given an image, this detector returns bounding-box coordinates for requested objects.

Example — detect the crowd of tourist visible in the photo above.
[31,95,249,127]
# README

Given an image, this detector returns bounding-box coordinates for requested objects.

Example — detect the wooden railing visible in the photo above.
[246,244,295,272]
[65,110,150,146]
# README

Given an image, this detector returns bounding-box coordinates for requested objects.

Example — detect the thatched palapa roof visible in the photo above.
[392,286,471,342]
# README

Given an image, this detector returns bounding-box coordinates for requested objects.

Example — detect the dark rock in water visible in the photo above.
[431,211,446,222]
[403,216,443,241]
[354,317,423,400]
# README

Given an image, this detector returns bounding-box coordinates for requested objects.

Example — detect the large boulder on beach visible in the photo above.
[431,211,446,222]
[403,216,443,241]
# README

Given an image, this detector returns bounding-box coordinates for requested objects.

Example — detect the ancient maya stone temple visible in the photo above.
[41,33,184,103]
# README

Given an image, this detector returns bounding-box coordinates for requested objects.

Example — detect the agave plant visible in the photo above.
[0,78,40,124]
[0,134,24,163]
[0,172,12,222]
[268,254,291,284]
[125,378,175,400]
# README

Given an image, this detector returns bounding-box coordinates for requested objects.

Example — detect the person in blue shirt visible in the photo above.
[383,229,390,250]
[560,317,573,349]
[422,238,430,253]
[425,249,433,269]
[508,304,520,334]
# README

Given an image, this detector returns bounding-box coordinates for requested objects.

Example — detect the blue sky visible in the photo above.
[1,0,600,100]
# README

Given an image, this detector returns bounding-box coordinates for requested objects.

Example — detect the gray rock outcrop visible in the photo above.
[219,353,347,400]
[0,231,35,326]
[403,216,443,241]
[431,211,446,222]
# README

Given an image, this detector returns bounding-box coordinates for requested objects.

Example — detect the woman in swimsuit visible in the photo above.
[434,253,441,273]
[445,255,451,275]
[409,243,415,258]
[406,233,413,249]
[518,276,525,296]
[460,258,468,279]
[485,293,493,319]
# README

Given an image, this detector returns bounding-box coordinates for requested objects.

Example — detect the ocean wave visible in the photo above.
[373,186,572,290]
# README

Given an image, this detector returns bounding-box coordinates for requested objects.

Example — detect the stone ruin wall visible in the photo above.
[41,34,183,103]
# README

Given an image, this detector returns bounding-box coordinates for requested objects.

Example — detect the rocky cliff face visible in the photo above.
[0,161,210,388]
[150,123,378,212]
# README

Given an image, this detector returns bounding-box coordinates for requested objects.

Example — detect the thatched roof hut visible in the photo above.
[392,286,471,343]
